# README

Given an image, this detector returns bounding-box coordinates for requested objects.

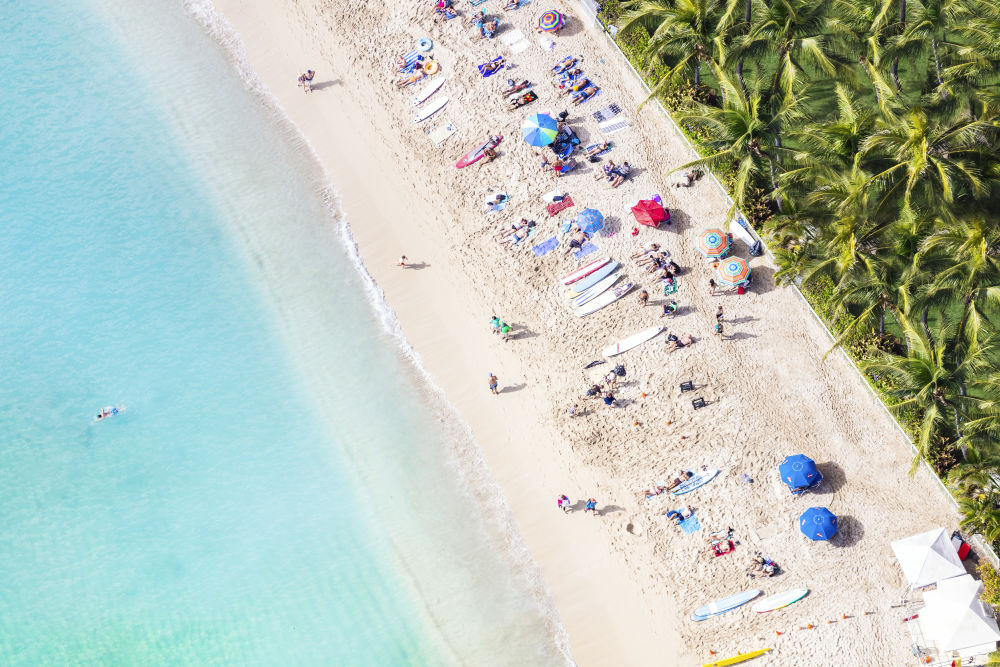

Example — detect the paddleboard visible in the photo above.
[561,257,611,285]
[567,261,619,294]
[414,96,448,123]
[702,648,771,666]
[456,134,504,168]
[672,468,720,495]
[412,76,445,105]
[751,588,809,613]
[603,326,663,357]
[574,282,633,317]
[692,589,761,621]
[573,273,620,307]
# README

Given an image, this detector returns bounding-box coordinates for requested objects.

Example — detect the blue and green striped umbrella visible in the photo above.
[521,113,558,147]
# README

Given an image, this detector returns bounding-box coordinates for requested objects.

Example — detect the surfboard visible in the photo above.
[574,282,633,317]
[701,648,771,666]
[603,326,663,357]
[751,588,809,613]
[565,261,619,295]
[412,76,445,105]
[561,257,611,285]
[691,589,761,621]
[456,134,504,168]
[671,468,720,495]
[413,96,448,123]
[573,273,620,307]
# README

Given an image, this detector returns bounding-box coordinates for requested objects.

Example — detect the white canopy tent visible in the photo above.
[891,527,966,589]
[916,574,1000,659]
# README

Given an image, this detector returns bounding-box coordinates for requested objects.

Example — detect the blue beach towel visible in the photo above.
[532,236,559,256]
[584,142,613,157]
[679,514,701,534]
[470,0,488,5]
[573,87,602,105]
[399,50,422,74]
[573,242,597,259]
[478,57,505,78]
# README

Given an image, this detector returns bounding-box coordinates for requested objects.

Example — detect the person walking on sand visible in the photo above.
[490,315,501,335]
[488,372,499,395]
[716,305,724,323]
[500,321,512,341]
[568,403,578,417]
[398,255,408,268]
[585,498,598,516]
[714,322,724,339]
[604,370,618,389]
[297,69,315,93]
[638,288,649,308]
[557,494,572,513]
[602,391,615,406]
[708,278,717,296]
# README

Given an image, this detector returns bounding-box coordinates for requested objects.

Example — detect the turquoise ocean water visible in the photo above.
[0,1,567,664]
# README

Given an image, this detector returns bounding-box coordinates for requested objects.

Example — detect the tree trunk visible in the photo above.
[745,0,752,25]
[694,61,701,87]
[737,59,747,97]
[922,305,933,346]
[879,310,886,335]
[932,37,946,97]
[892,0,906,92]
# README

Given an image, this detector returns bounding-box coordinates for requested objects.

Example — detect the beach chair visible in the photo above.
[679,380,694,393]
[692,397,706,409]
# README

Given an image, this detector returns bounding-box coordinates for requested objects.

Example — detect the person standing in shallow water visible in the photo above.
[488,372,499,395]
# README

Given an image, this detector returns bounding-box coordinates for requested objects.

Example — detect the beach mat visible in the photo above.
[574,242,597,259]
[599,117,630,135]
[511,38,532,55]
[427,122,457,148]
[532,236,559,256]
[546,195,574,216]
[500,30,522,46]
[680,514,701,534]
[478,57,505,78]
[469,0,488,5]
[592,103,622,123]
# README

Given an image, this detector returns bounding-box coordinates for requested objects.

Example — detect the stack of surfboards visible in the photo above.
[559,257,635,317]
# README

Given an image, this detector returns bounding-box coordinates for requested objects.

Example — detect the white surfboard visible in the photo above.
[567,261,619,295]
[573,273,620,307]
[671,468,720,495]
[574,282,633,317]
[751,588,809,613]
[413,77,445,105]
[561,257,611,285]
[414,96,448,123]
[603,326,663,357]
[691,589,761,621]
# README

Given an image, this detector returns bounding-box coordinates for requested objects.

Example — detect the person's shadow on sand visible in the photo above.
[309,80,341,91]
[500,382,526,394]
[402,261,430,270]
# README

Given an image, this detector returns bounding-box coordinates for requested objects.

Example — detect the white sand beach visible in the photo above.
[209,0,963,663]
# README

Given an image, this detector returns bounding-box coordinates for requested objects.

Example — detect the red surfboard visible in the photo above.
[456,134,503,169]
[560,257,611,285]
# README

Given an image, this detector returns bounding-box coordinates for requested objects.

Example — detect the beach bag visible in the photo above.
[749,239,763,257]
[614,364,625,377]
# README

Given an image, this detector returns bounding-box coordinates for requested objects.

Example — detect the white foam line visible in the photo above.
[182,0,574,662]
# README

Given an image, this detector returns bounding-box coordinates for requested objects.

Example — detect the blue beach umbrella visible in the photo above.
[799,507,838,541]
[577,208,604,234]
[521,113,558,147]
[778,454,822,494]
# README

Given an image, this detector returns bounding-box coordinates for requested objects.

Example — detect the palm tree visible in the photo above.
[921,211,1000,351]
[736,0,848,105]
[861,107,993,210]
[959,490,1000,544]
[671,65,798,216]
[866,315,987,469]
[893,0,964,97]
[828,0,899,106]
[619,0,725,97]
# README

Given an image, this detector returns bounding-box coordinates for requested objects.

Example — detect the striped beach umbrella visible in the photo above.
[716,257,751,287]
[800,507,838,541]
[577,208,604,234]
[521,113,558,147]
[538,10,564,32]
[696,228,730,258]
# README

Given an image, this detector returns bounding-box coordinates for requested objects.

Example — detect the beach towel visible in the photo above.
[584,143,613,158]
[599,117,630,135]
[469,0,488,6]
[514,226,538,246]
[500,29,523,46]
[398,50,423,74]
[559,219,574,233]
[531,236,559,256]
[539,36,555,50]
[478,57,505,78]
[680,514,701,534]
[427,122,457,148]
[591,103,622,124]
[546,195,574,216]
[573,87,601,105]
[573,242,597,259]
[541,189,564,203]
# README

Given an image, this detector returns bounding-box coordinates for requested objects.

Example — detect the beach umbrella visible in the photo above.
[577,208,604,234]
[799,507,838,541]
[538,10,564,32]
[521,113,558,147]
[778,454,822,494]
[631,199,668,227]
[696,228,730,258]
[716,257,751,287]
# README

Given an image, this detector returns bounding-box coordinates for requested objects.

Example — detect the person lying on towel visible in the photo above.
[508,91,538,109]
[553,55,577,73]
[479,58,505,76]
[571,85,598,105]
[395,68,427,88]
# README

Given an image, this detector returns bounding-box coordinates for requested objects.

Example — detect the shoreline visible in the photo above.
[204,0,961,664]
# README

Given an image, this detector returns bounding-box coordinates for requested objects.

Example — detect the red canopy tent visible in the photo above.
[631,199,669,227]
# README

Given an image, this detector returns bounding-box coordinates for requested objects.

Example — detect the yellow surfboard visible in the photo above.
[702,647,771,667]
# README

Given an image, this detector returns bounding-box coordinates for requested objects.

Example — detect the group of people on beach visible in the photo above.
[557,494,600,516]
[552,55,599,105]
